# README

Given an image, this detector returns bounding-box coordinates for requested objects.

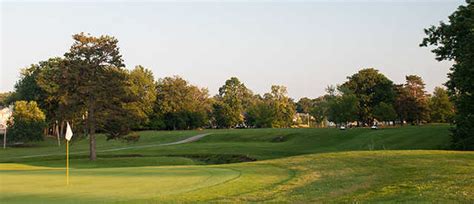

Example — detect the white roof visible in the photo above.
[0,105,13,128]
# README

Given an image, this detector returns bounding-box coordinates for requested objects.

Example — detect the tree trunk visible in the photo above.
[88,104,97,161]
[60,121,65,138]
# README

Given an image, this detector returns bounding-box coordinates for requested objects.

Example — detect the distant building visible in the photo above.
[0,105,13,133]
[293,113,314,128]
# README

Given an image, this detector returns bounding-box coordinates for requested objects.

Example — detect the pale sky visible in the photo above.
[0,0,463,100]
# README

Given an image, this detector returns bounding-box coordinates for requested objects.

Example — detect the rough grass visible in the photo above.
[1,124,473,203]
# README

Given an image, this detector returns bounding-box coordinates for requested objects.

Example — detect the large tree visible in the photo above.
[373,102,397,124]
[153,76,210,130]
[394,84,409,125]
[429,87,455,123]
[263,85,296,128]
[125,65,157,129]
[246,86,296,128]
[245,96,275,128]
[309,96,329,128]
[393,76,430,125]
[35,57,81,135]
[63,33,130,160]
[9,58,80,139]
[212,100,234,128]
[341,68,395,126]
[9,64,47,106]
[296,97,313,113]
[215,77,252,128]
[326,87,358,126]
[404,75,430,124]
[420,1,473,150]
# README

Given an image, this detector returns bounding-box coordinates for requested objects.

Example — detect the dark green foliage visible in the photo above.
[341,68,395,126]
[405,75,430,124]
[420,2,474,150]
[35,57,79,128]
[148,116,166,130]
[326,88,358,125]
[296,97,313,113]
[62,33,132,160]
[10,65,46,103]
[126,66,157,129]
[7,120,45,143]
[393,76,430,125]
[214,77,252,128]
[309,97,329,127]
[153,76,211,130]
[429,87,455,123]
[162,111,207,130]
[373,102,397,122]
[7,101,46,143]
[246,99,275,128]
[264,85,296,128]
[0,92,13,106]
[245,86,296,128]
[212,101,234,128]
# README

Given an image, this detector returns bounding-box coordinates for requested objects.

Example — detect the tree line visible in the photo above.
[0,33,454,157]
[1,2,472,158]
[297,71,455,128]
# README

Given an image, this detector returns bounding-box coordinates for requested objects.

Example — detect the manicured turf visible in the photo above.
[1,151,473,203]
[1,124,452,167]
[1,124,473,203]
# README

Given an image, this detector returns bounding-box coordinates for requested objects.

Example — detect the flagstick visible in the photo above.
[65,121,73,186]
[66,140,69,185]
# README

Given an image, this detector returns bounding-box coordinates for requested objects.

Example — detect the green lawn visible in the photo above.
[1,124,473,203]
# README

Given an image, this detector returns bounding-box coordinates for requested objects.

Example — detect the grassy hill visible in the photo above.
[1,124,452,167]
[1,124,473,203]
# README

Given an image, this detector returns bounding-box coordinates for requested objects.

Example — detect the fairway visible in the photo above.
[1,151,473,203]
[1,125,473,203]
[2,1,473,202]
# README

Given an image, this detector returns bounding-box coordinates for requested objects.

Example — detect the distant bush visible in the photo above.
[122,132,140,143]
[7,101,46,143]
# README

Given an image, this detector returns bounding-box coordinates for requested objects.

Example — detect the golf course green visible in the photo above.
[1,124,473,203]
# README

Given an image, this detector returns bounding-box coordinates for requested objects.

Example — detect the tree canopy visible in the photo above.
[341,68,395,126]
[7,101,46,143]
[429,87,455,123]
[62,33,132,160]
[420,2,473,150]
[214,77,252,128]
[154,76,211,130]
[4,28,466,151]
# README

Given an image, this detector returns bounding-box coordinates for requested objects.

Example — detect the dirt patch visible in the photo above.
[168,154,257,164]
[271,136,288,143]
[9,143,38,148]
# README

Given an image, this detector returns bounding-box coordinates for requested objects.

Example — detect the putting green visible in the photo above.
[0,163,292,203]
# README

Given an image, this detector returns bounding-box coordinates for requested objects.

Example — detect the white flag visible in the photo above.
[65,122,73,141]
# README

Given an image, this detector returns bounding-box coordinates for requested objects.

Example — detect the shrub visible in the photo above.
[7,101,46,143]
